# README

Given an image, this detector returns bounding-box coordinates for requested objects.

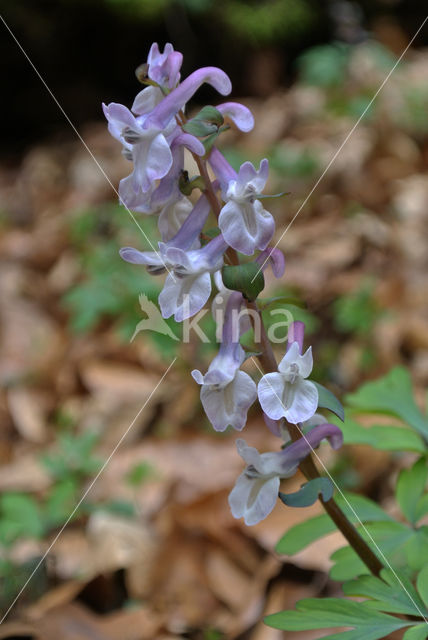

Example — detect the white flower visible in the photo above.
[192,343,256,432]
[229,423,343,525]
[257,341,318,424]
[228,439,297,526]
[218,159,275,255]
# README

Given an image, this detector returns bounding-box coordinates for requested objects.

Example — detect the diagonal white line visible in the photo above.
[0,358,177,623]
[0,13,176,282]
[253,15,428,282]
[251,356,428,625]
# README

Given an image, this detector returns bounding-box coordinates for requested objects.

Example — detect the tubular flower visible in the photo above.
[159,234,228,322]
[119,194,211,274]
[192,293,257,431]
[258,341,318,424]
[229,423,343,525]
[209,149,275,255]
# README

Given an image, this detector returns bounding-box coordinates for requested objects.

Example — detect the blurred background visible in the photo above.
[1,0,428,638]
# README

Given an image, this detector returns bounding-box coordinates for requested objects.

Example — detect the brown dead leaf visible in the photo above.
[8,388,52,443]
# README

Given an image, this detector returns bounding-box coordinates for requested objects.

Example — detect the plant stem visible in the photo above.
[194,143,383,577]
[287,423,383,577]
[248,304,383,577]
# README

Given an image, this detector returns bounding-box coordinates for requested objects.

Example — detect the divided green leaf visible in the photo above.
[265,597,411,639]
[276,492,392,555]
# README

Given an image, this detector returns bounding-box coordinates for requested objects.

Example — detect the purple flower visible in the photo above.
[157,197,194,243]
[255,247,285,278]
[118,130,205,215]
[103,101,175,194]
[210,151,275,255]
[145,67,232,130]
[119,194,211,274]
[159,234,228,322]
[211,271,252,340]
[146,43,183,89]
[258,341,318,424]
[228,423,343,525]
[192,293,257,430]
[216,102,255,132]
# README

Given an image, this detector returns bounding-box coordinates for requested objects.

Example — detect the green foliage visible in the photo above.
[396,459,428,525]
[63,206,181,359]
[298,43,350,88]
[417,565,428,609]
[344,569,427,617]
[0,493,44,547]
[313,381,345,421]
[44,478,81,527]
[41,430,102,482]
[277,463,428,580]
[333,282,381,338]
[279,477,334,508]
[338,417,426,454]
[125,461,156,487]
[268,144,319,178]
[276,492,393,555]
[266,570,428,638]
[345,367,428,439]
[265,597,411,638]
[222,0,314,46]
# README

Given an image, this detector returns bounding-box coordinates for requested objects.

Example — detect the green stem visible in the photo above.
[192,143,383,577]
[247,302,383,577]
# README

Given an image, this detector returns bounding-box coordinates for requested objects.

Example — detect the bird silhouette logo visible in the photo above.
[131,294,180,342]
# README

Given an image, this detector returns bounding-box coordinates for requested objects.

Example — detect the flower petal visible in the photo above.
[277,341,301,374]
[286,378,318,425]
[257,372,287,420]
[119,247,164,266]
[243,476,280,526]
[216,102,254,132]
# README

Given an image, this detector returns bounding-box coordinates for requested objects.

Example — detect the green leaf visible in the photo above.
[0,494,45,545]
[276,492,392,555]
[313,381,344,421]
[344,569,427,617]
[345,367,428,438]
[403,624,428,640]
[279,478,334,507]
[415,494,428,522]
[44,479,80,527]
[221,263,265,301]
[404,529,428,571]
[339,417,426,453]
[264,597,410,638]
[396,459,428,524]
[417,565,428,609]
[276,513,336,554]
[330,522,413,581]
[125,461,155,487]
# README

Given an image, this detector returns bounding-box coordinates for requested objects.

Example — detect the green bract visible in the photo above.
[221,263,265,301]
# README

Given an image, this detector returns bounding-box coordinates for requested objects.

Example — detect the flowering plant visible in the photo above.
[106,43,428,639]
